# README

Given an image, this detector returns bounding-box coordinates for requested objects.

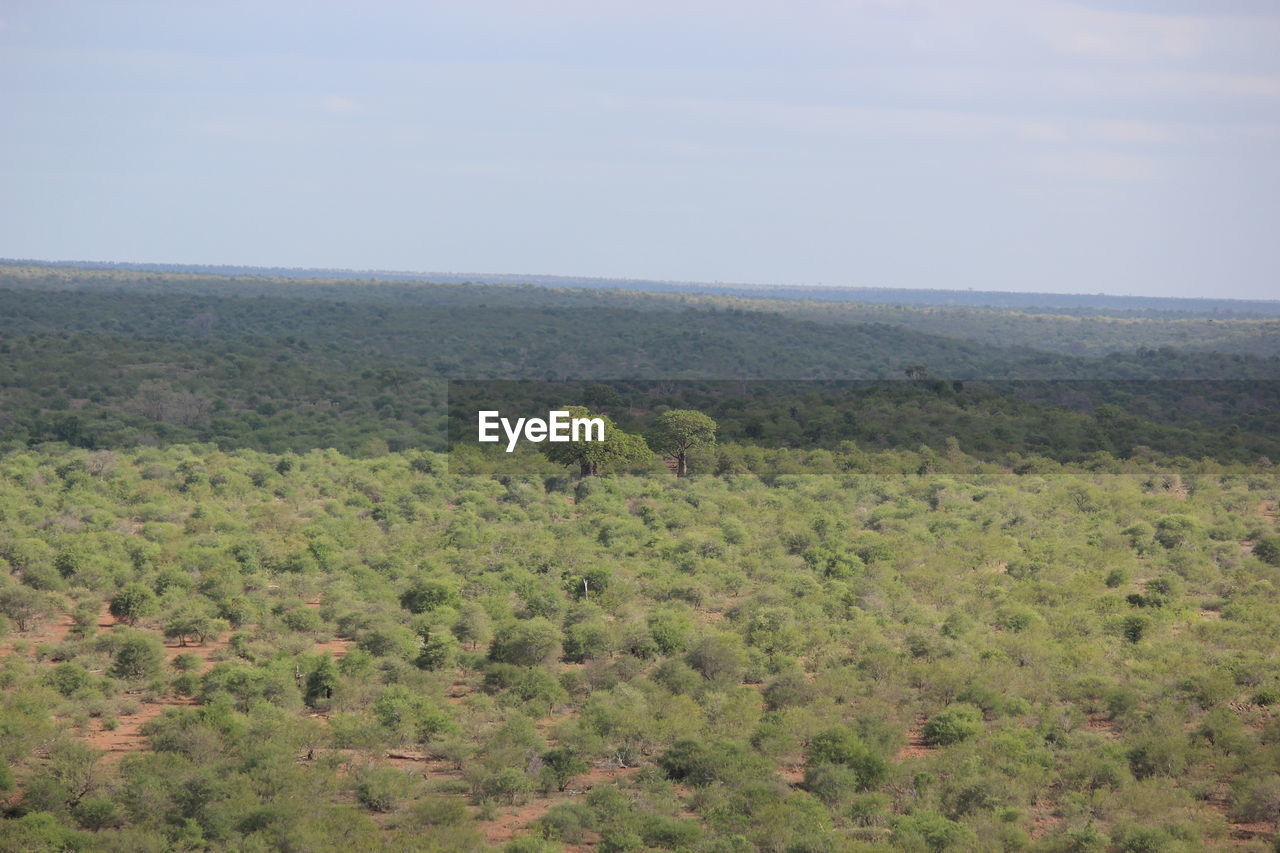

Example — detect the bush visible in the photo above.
[540,747,589,792]
[400,577,459,614]
[686,633,747,683]
[639,814,702,848]
[109,630,165,680]
[355,766,411,812]
[922,705,983,747]
[409,796,472,828]
[537,802,595,842]
[804,729,887,791]
[1254,535,1280,567]
[763,671,814,710]
[74,796,122,830]
[652,659,702,695]
[481,767,532,805]
[658,739,725,787]
[1121,615,1149,644]
[45,662,93,697]
[109,583,157,625]
[489,618,563,666]
[892,811,976,851]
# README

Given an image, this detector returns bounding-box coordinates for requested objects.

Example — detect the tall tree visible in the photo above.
[650,409,717,476]
[541,405,652,477]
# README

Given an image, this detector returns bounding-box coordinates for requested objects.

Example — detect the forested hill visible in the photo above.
[1,276,1278,458]
[4,263,1278,359]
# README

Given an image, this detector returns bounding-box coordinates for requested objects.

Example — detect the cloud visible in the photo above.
[320,94,362,114]
[1034,1,1208,61]
[1034,150,1159,181]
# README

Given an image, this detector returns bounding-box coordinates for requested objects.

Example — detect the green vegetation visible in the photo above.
[0,263,1276,850]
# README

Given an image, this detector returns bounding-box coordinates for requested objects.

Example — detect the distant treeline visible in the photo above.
[447,380,1280,467]
[6,259,1279,316]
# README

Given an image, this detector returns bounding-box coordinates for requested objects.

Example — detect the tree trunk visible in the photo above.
[676,453,688,477]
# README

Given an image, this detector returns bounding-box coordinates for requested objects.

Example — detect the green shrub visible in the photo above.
[481,767,532,805]
[1254,535,1280,566]
[536,802,595,842]
[109,630,165,680]
[892,811,976,851]
[804,728,887,791]
[1121,615,1149,643]
[658,739,726,787]
[355,766,411,812]
[489,618,563,666]
[922,705,983,747]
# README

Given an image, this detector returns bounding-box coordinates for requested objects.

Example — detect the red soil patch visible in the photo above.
[780,765,805,786]
[313,637,354,659]
[0,601,114,659]
[479,763,642,846]
[896,720,935,761]
[87,697,198,762]
[164,634,231,673]
[1028,798,1061,840]
[1260,501,1278,523]
[381,751,466,781]
[1085,714,1118,737]
[0,613,75,658]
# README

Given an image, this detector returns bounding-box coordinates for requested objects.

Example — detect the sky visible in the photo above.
[1,0,1278,298]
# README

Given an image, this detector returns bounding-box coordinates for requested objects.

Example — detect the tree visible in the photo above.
[921,705,983,746]
[0,584,52,632]
[109,583,156,626]
[305,656,339,707]
[541,406,652,477]
[110,631,165,680]
[649,410,717,477]
[804,729,887,792]
[540,747,589,792]
[453,602,493,651]
[400,577,459,614]
[164,609,226,646]
[489,618,562,666]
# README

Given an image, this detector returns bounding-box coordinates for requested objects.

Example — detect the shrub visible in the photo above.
[763,671,814,710]
[804,728,887,790]
[355,766,412,812]
[109,583,157,625]
[409,797,472,828]
[489,618,563,666]
[74,797,122,830]
[481,767,532,805]
[652,659,702,695]
[1121,615,1149,644]
[536,802,595,842]
[110,630,165,680]
[400,578,459,614]
[922,705,983,747]
[891,811,976,851]
[686,633,747,683]
[658,739,724,787]
[45,662,93,697]
[540,747,589,792]
[1254,535,1280,567]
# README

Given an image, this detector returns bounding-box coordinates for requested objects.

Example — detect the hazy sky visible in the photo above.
[2,1,1278,298]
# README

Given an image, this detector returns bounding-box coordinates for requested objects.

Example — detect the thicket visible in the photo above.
[0,443,1276,850]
